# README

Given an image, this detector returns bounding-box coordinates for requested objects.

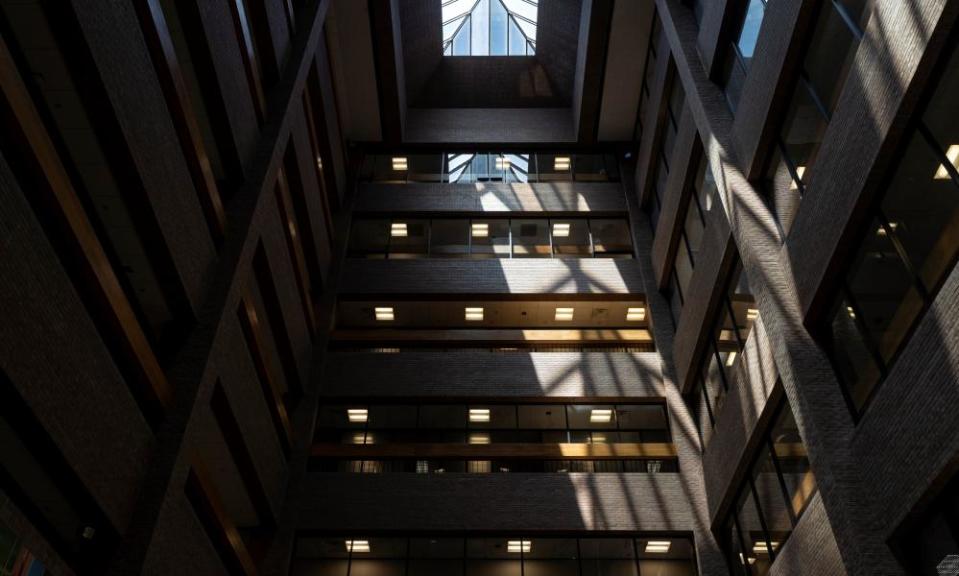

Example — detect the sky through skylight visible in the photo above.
[442,0,538,56]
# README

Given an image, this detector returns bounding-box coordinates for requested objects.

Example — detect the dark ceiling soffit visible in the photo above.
[577,0,614,144]
[349,140,636,153]
[369,0,404,143]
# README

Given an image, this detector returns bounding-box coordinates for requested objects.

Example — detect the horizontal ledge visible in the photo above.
[311,442,678,460]
[329,329,654,346]
[337,293,645,302]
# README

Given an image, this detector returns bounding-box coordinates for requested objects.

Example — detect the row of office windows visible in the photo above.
[360,153,621,184]
[764,0,876,236]
[348,218,634,259]
[317,403,671,441]
[293,535,697,576]
[722,397,817,576]
[667,142,720,326]
[312,459,678,475]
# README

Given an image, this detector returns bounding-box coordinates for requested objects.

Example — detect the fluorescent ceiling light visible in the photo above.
[590,409,613,423]
[347,409,368,423]
[591,433,608,443]
[935,144,959,179]
[645,541,671,553]
[465,307,484,321]
[374,307,394,321]
[746,308,759,321]
[626,307,646,322]
[392,157,408,171]
[789,165,806,190]
[554,156,571,171]
[469,408,490,423]
[554,307,574,321]
[352,432,368,444]
[876,222,898,236]
[847,306,856,319]
[752,541,778,554]
[391,222,408,237]
[346,540,370,553]
[552,223,570,237]
[507,540,532,553]
[725,351,738,367]
[469,432,491,445]
[471,223,489,238]
[495,157,510,170]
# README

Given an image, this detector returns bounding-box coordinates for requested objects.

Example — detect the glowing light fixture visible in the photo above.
[374,307,395,321]
[746,308,759,321]
[876,222,898,236]
[469,408,490,423]
[346,540,370,553]
[391,222,408,237]
[554,156,571,171]
[347,409,368,423]
[847,306,856,319]
[392,157,408,171]
[507,540,532,553]
[469,432,491,445]
[725,351,738,367]
[472,223,489,238]
[752,541,779,554]
[552,223,571,237]
[465,307,484,321]
[495,157,510,170]
[554,307,575,321]
[626,307,646,322]
[590,409,613,423]
[645,541,671,553]
[934,144,959,179]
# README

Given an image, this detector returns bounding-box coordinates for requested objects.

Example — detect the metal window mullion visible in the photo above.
[798,71,832,123]
[731,515,754,576]
[777,138,806,197]
[919,122,959,187]
[876,209,931,300]
[830,0,865,40]
[840,284,889,379]
[766,434,799,527]
[748,476,778,563]
[700,375,716,427]
[588,219,595,257]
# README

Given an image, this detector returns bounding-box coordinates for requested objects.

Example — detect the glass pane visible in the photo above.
[551,219,591,257]
[751,447,792,557]
[803,3,860,116]
[349,219,390,258]
[881,132,959,292]
[618,405,669,440]
[580,538,637,576]
[388,219,429,259]
[470,0,490,55]
[923,39,959,164]
[431,220,470,258]
[408,155,444,182]
[591,219,632,257]
[293,537,350,576]
[763,144,802,236]
[702,346,728,426]
[827,296,882,411]
[537,153,573,182]
[779,82,828,189]
[735,488,772,575]
[567,405,616,429]
[453,18,471,55]
[722,49,747,113]
[348,537,407,576]
[523,539,578,576]
[466,538,521,576]
[770,404,817,518]
[468,405,517,429]
[470,219,511,258]
[409,538,465,576]
[508,12,527,55]
[512,220,551,257]
[574,155,614,182]
[668,273,684,326]
[845,217,924,362]
[517,405,567,429]
[675,234,695,299]
[723,519,751,576]
[637,538,696,575]
[418,405,467,428]
[367,405,418,429]
[490,0,508,55]
[735,0,766,66]
[695,150,719,218]
[684,198,706,260]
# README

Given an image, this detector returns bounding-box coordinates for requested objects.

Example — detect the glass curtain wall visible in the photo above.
[722,0,768,113]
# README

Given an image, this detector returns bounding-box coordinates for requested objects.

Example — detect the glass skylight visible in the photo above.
[442,0,538,56]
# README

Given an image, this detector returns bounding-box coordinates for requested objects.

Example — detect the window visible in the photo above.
[649,59,686,231]
[443,0,538,56]
[634,11,661,140]
[722,397,817,575]
[312,401,676,474]
[722,0,768,113]
[892,469,959,575]
[819,37,959,417]
[359,153,620,183]
[667,143,717,326]
[347,218,634,260]
[691,259,758,445]
[293,535,698,576]
[763,0,877,235]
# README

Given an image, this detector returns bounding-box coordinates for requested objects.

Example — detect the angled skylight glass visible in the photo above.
[446,153,530,183]
[442,0,538,56]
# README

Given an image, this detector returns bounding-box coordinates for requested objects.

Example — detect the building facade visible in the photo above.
[0,0,957,575]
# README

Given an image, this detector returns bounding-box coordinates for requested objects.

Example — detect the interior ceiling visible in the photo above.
[399,0,583,108]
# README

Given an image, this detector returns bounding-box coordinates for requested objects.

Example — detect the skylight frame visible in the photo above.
[442,0,539,56]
